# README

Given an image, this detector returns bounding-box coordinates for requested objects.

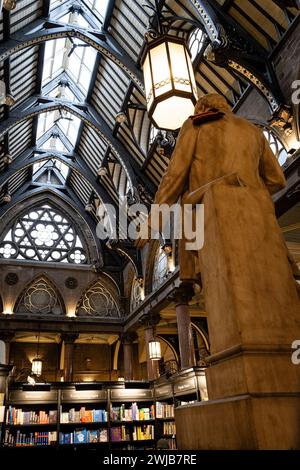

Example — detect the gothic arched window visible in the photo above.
[152,247,169,290]
[0,204,88,264]
[130,278,143,310]
[76,280,121,317]
[188,28,206,62]
[262,127,289,166]
[15,276,65,315]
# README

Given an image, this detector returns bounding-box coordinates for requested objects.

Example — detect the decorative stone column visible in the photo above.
[61,333,78,382]
[121,332,137,381]
[0,331,14,365]
[0,364,13,395]
[172,284,196,369]
[141,314,161,381]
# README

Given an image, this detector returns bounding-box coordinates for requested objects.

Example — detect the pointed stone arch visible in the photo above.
[14,274,66,316]
[76,277,122,318]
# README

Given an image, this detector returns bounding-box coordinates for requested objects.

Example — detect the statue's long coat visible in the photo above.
[154,94,299,352]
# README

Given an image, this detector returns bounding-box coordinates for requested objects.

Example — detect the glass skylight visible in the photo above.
[37,111,81,147]
[58,12,90,29]
[33,159,69,181]
[85,0,109,21]
[42,38,97,96]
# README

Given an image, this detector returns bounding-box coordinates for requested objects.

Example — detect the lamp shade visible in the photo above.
[142,36,197,130]
[31,358,42,376]
[149,339,161,360]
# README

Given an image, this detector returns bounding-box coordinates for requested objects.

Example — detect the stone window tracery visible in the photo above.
[0,204,88,264]
[152,247,169,290]
[76,281,121,317]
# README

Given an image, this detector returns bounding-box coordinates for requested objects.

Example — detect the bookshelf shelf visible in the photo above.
[60,421,108,426]
[6,423,57,427]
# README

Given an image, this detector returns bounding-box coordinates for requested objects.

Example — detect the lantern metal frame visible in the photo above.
[141,35,197,131]
[141,1,200,131]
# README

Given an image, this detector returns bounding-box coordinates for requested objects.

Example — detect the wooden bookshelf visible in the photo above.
[0,368,207,450]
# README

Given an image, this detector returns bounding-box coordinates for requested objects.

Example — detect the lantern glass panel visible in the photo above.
[149,340,161,360]
[150,42,172,99]
[152,95,195,130]
[169,42,191,93]
[143,54,154,108]
[31,358,42,376]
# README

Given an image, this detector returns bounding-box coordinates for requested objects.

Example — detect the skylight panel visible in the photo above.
[32,158,69,183]
[40,136,69,153]
[43,39,66,85]
[67,42,97,94]
[58,12,90,29]
[84,0,109,21]
[42,38,97,97]
[37,111,81,149]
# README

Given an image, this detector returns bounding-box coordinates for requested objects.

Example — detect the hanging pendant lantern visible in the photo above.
[142,35,197,130]
[149,339,161,360]
[31,357,43,376]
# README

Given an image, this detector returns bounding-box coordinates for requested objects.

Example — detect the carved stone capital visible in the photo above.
[139,312,161,329]
[0,331,15,343]
[61,333,79,344]
[120,332,138,344]
[169,282,194,306]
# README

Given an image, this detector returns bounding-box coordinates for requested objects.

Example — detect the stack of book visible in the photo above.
[6,407,57,425]
[156,402,174,419]
[163,421,176,435]
[59,428,108,444]
[60,407,107,423]
[110,403,155,421]
[132,424,154,441]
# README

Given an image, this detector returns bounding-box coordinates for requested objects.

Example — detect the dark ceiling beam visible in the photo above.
[0,147,118,209]
[43,0,52,18]
[0,95,156,196]
[185,0,284,111]
[0,20,144,92]
[42,71,85,102]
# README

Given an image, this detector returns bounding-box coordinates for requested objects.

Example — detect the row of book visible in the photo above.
[132,424,155,441]
[4,430,57,446]
[60,407,107,423]
[110,424,155,442]
[156,402,175,419]
[166,437,177,450]
[59,428,108,444]
[163,421,176,435]
[110,403,155,422]
[6,407,57,425]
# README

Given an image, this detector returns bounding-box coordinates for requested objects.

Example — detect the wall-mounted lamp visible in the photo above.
[85,202,93,213]
[115,111,127,123]
[3,192,11,203]
[2,0,17,11]
[3,153,12,165]
[97,166,108,177]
